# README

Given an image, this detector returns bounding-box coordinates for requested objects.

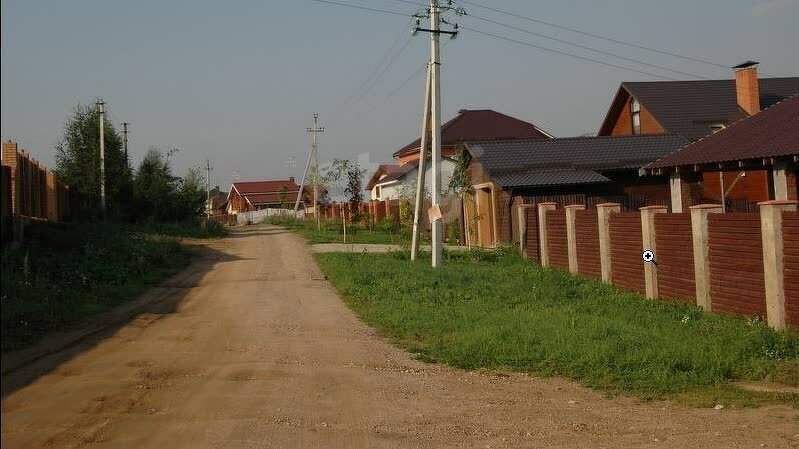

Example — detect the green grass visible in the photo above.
[263,215,415,245]
[0,221,198,351]
[315,249,799,407]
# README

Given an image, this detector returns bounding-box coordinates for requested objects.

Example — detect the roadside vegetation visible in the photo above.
[263,215,413,245]
[0,221,218,351]
[1,101,228,351]
[316,249,799,407]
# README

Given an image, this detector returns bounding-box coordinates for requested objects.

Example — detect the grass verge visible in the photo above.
[315,249,799,407]
[0,220,208,351]
[263,215,413,245]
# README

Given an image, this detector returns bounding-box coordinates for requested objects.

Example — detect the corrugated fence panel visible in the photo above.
[575,209,600,279]
[547,209,569,269]
[525,208,540,262]
[610,212,645,293]
[655,213,695,303]
[783,211,799,328]
[708,213,765,318]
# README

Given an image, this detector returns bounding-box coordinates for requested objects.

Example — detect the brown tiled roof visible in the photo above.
[366,164,404,190]
[231,180,301,195]
[647,95,799,169]
[393,109,551,158]
[244,193,294,206]
[599,77,799,141]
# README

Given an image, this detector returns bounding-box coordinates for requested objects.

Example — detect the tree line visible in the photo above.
[54,103,206,223]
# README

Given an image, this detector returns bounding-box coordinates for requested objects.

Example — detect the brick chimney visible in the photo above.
[733,61,760,115]
[289,176,295,184]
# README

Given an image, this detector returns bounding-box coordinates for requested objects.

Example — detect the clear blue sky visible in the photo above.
[2,0,798,189]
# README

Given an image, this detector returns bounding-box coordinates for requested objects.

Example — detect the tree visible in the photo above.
[448,150,474,247]
[178,167,207,219]
[54,102,132,216]
[278,186,288,209]
[323,159,357,242]
[345,162,366,222]
[133,147,177,222]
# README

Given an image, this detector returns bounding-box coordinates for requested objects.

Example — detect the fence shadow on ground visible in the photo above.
[0,242,243,399]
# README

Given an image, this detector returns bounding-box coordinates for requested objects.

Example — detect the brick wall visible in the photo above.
[1,141,68,221]
[609,212,645,294]
[574,209,600,279]
[784,212,799,327]
[654,213,695,303]
[546,209,569,270]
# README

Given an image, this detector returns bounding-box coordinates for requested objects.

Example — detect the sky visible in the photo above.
[2,0,798,190]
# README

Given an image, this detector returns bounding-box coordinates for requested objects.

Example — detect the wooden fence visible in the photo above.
[521,200,799,330]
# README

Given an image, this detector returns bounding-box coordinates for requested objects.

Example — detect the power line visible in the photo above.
[459,0,730,69]
[342,20,414,107]
[350,36,415,106]
[462,25,679,81]
[465,13,709,80]
[306,0,409,17]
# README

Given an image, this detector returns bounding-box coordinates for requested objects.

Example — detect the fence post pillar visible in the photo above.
[565,205,586,274]
[640,205,668,299]
[537,202,557,267]
[758,200,797,329]
[690,204,723,311]
[517,204,535,256]
[597,203,621,283]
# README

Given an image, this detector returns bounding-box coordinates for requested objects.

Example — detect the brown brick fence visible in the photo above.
[521,200,798,330]
[653,213,695,303]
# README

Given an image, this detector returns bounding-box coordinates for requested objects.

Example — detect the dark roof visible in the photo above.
[647,95,799,169]
[393,109,551,157]
[466,134,688,188]
[598,77,799,141]
[231,180,301,195]
[366,164,403,190]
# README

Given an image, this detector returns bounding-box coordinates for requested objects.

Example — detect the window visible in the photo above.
[375,185,381,200]
[631,98,641,135]
[710,123,726,134]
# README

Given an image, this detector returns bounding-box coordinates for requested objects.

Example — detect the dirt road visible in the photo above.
[2,225,797,448]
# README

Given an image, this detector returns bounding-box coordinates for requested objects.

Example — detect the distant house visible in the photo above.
[366,159,456,202]
[227,178,310,214]
[460,134,687,247]
[207,185,228,216]
[367,109,552,201]
[647,94,799,205]
[599,62,799,210]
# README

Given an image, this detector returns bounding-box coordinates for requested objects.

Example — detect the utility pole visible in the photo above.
[307,113,325,230]
[411,63,432,261]
[206,159,212,218]
[294,145,313,213]
[412,1,462,267]
[122,122,130,170]
[97,99,106,215]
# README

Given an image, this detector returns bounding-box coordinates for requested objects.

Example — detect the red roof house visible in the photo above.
[227,178,313,214]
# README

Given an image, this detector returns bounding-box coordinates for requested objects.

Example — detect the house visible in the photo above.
[207,185,228,216]
[646,94,799,206]
[460,134,688,247]
[392,108,553,165]
[366,159,456,202]
[367,109,553,201]
[599,62,799,209]
[227,178,310,214]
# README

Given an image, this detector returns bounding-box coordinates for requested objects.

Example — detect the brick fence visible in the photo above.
[521,200,799,330]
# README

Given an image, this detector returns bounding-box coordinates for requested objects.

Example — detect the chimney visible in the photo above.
[289,176,295,184]
[733,61,760,115]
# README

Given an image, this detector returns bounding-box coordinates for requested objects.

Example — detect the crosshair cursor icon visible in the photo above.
[642,249,658,266]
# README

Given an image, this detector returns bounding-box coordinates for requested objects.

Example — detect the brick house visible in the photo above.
[460,134,687,247]
[392,108,553,165]
[646,94,799,204]
[226,178,311,214]
[598,62,799,210]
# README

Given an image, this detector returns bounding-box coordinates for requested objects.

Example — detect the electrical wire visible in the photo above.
[350,36,415,106]
[461,25,679,81]
[307,0,410,17]
[459,0,730,69]
[465,13,709,80]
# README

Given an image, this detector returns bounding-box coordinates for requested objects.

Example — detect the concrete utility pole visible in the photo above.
[122,122,130,169]
[97,99,106,214]
[206,159,212,218]
[412,0,462,267]
[307,113,325,230]
[294,145,313,213]
[411,63,432,261]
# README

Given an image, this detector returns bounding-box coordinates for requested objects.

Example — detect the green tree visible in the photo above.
[178,167,207,220]
[133,147,178,222]
[54,102,132,216]
[345,162,366,222]
[278,186,288,209]
[448,150,474,247]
